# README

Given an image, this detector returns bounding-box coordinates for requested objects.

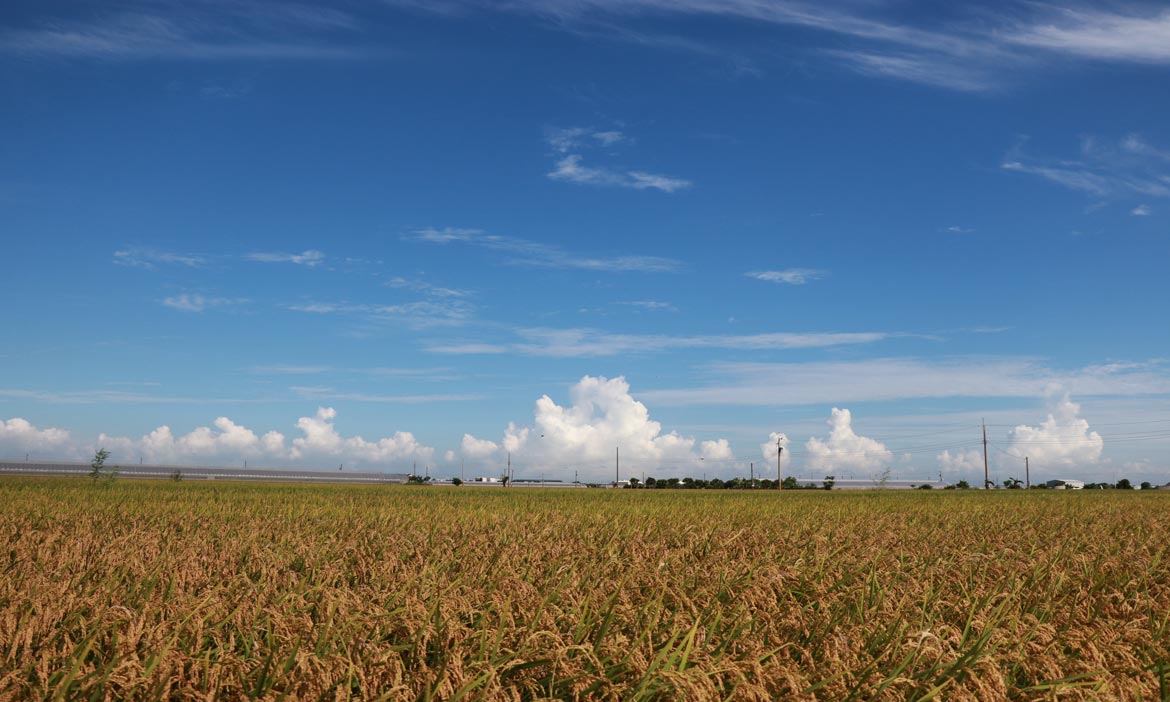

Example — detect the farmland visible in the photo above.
[0,479,1167,701]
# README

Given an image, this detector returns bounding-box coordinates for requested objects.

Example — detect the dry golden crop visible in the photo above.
[0,478,1168,701]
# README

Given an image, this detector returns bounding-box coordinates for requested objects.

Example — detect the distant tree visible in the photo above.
[626,477,639,489]
[917,483,934,490]
[875,467,892,489]
[452,477,462,486]
[781,476,799,490]
[1116,478,1133,490]
[1004,477,1024,489]
[1141,481,1153,490]
[500,475,509,487]
[170,469,183,482]
[89,449,110,481]
[645,477,657,488]
[955,480,971,490]
[823,475,835,491]
[708,478,725,490]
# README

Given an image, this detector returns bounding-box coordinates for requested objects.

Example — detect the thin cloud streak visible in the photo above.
[409,227,684,273]
[427,327,893,357]
[637,358,1170,407]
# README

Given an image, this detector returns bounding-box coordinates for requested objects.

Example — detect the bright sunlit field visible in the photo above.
[1,479,1167,701]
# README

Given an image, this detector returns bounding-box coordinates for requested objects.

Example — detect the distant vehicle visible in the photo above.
[1045,479,1085,490]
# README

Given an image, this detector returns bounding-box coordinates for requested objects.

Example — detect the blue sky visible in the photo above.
[2,0,1169,483]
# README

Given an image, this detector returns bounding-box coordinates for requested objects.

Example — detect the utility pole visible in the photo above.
[982,419,990,490]
[461,459,465,484]
[615,446,620,486]
[750,462,754,488]
[777,438,784,491]
[1025,456,1030,489]
[507,451,511,486]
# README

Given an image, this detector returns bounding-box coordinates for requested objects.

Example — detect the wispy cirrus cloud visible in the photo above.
[427,326,893,357]
[114,246,207,269]
[617,300,677,312]
[388,1,1170,91]
[288,298,473,327]
[746,269,825,285]
[385,276,472,298]
[637,357,1170,407]
[1004,8,1170,63]
[289,386,482,403]
[246,249,325,266]
[409,227,683,273]
[0,7,366,61]
[1002,134,1170,201]
[161,294,246,313]
[544,126,691,193]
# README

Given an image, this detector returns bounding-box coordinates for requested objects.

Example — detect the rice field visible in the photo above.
[0,478,1167,701]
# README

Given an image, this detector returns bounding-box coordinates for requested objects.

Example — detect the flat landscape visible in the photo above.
[1,479,1167,701]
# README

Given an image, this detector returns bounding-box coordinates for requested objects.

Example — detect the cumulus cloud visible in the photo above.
[1132,204,1152,215]
[1007,395,1103,468]
[460,433,499,458]
[937,449,983,477]
[290,407,433,464]
[700,438,733,461]
[759,431,792,468]
[88,407,432,469]
[0,417,74,458]
[463,375,731,480]
[805,408,893,474]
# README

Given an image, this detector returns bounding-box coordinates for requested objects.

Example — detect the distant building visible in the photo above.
[1045,479,1085,490]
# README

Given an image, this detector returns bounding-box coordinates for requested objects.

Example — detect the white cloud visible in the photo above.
[460,433,499,458]
[409,227,683,272]
[758,431,792,469]
[638,358,1170,407]
[463,375,731,480]
[86,407,432,469]
[288,299,472,327]
[617,300,677,312]
[805,408,893,474]
[160,294,244,313]
[385,276,472,297]
[427,327,890,357]
[545,126,628,152]
[700,438,733,460]
[626,170,692,192]
[543,125,690,193]
[1006,8,1170,63]
[746,269,825,285]
[247,249,325,266]
[444,449,456,462]
[289,407,433,465]
[824,49,994,92]
[1007,395,1103,469]
[290,386,481,403]
[1132,204,1152,216]
[113,247,206,269]
[0,9,362,61]
[1002,135,1170,201]
[548,155,691,192]
[937,449,983,478]
[0,417,74,458]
